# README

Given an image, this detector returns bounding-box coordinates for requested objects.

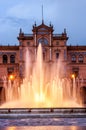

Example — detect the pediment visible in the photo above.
[37,24,50,30]
[38,27,48,31]
[32,23,53,33]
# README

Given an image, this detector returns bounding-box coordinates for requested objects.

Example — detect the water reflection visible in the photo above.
[0,118,86,126]
[0,126,86,130]
[6,127,16,130]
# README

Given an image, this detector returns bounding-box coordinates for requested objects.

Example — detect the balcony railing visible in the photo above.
[53,34,62,37]
[24,34,33,37]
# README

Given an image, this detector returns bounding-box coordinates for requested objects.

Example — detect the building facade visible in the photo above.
[0,22,86,103]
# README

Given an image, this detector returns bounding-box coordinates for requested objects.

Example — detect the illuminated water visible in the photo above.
[0,44,82,108]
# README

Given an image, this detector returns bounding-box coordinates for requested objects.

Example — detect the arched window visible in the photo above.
[3,55,8,64]
[71,55,76,62]
[10,55,15,63]
[38,38,48,45]
[78,55,83,63]
[56,52,59,59]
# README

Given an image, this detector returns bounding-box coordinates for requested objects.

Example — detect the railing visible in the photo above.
[0,108,85,113]
[53,34,62,37]
[24,34,33,37]
[0,108,86,118]
[21,33,64,37]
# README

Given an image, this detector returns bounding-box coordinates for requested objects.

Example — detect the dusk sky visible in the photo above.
[0,0,86,45]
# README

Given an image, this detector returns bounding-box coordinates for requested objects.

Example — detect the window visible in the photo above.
[43,52,45,61]
[10,55,15,63]
[56,41,59,46]
[56,52,59,59]
[71,55,76,62]
[27,42,30,45]
[3,55,8,64]
[78,55,83,63]
[38,38,48,45]
[7,67,14,74]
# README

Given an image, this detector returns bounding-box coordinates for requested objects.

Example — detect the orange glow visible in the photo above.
[71,74,75,79]
[34,93,53,107]
[7,127,16,130]
[9,74,15,80]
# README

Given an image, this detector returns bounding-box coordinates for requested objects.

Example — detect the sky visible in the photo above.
[0,0,86,45]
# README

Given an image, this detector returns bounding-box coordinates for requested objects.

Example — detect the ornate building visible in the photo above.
[18,22,68,78]
[0,22,86,103]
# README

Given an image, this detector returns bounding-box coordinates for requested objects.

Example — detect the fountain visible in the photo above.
[0,44,82,108]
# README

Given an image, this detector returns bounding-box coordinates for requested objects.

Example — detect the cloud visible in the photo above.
[0,0,86,45]
[7,4,31,19]
[7,1,58,23]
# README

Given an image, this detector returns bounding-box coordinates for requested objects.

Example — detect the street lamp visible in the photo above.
[71,74,75,79]
[8,74,15,81]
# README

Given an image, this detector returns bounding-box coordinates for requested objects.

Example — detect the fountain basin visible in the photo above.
[0,108,86,119]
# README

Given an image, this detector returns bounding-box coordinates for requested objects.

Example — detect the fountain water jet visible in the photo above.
[0,44,82,108]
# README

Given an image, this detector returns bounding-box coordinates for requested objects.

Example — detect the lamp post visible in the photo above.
[71,73,76,99]
[7,74,15,101]
[9,74,15,80]
[8,74,15,85]
[71,74,75,79]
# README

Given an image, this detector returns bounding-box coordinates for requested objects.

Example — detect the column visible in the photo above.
[35,34,37,60]
[49,33,52,61]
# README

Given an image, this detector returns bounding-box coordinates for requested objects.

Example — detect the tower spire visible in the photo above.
[42,5,44,24]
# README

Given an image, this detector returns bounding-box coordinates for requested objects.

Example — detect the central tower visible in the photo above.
[17,22,68,78]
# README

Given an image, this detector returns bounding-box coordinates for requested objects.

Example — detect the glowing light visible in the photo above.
[7,127,16,130]
[71,74,75,79]
[35,93,45,102]
[8,74,15,81]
